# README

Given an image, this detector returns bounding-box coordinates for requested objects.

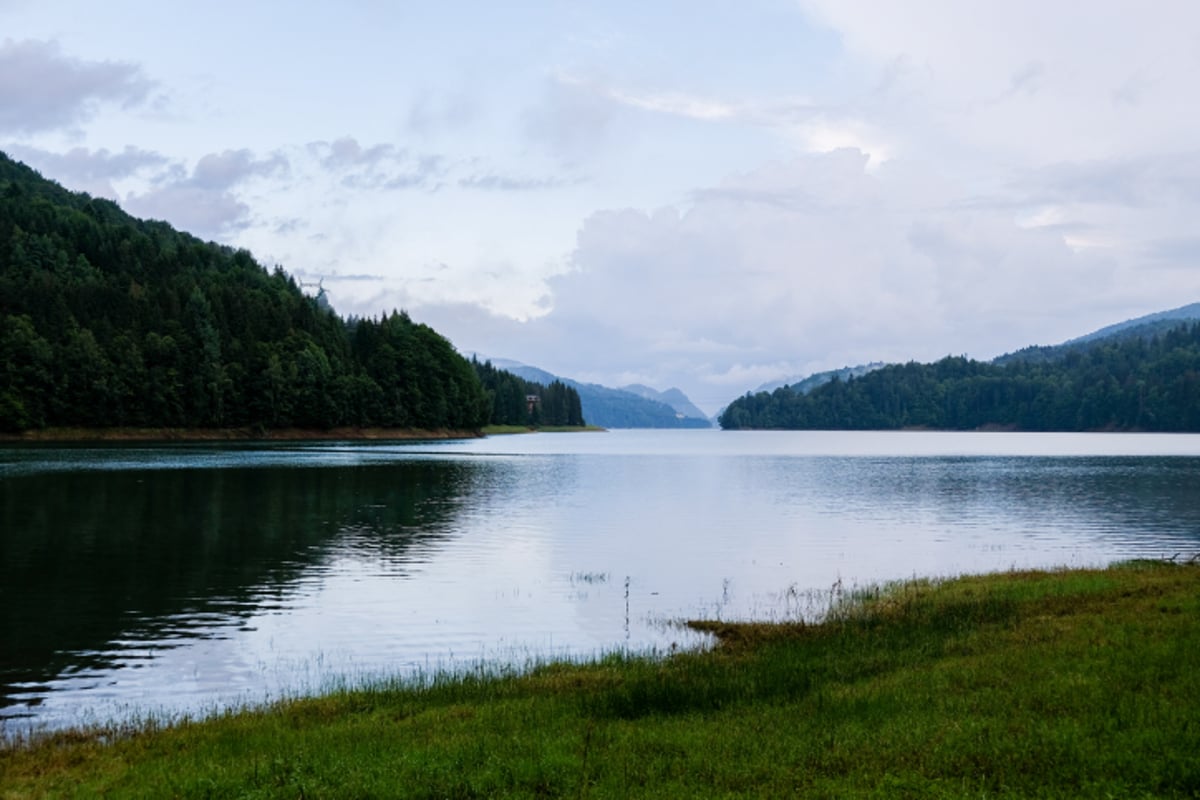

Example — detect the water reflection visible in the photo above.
[1,459,484,726]
[2,433,1199,735]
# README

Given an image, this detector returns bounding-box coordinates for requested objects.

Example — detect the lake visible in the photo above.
[3,429,1200,735]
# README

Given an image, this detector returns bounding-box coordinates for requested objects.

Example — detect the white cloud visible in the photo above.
[796,0,1200,164]
[790,118,892,167]
[307,137,445,191]
[123,149,289,239]
[126,184,252,238]
[420,148,1150,413]
[596,83,737,122]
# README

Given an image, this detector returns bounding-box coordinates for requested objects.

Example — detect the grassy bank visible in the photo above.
[481,424,607,435]
[3,561,1197,798]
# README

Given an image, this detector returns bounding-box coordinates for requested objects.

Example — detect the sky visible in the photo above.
[3,1,1200,414]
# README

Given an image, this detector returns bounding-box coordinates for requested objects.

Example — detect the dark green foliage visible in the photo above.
[721,326,1200,431]
[0,151,490,433]
[472,358,585,427]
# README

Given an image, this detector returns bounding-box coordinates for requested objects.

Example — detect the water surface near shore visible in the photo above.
[4,429,1199,734]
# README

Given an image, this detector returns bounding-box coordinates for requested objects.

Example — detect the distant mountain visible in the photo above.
[1066,302,1200,345]
[754,363,887,396]
[486,360,711,428]
[994,302,1200,366]
[621,384,711,424]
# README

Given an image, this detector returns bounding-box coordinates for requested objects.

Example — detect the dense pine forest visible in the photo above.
[472,359,585,427]
[720,323,1200,432]
[0,152,579,434]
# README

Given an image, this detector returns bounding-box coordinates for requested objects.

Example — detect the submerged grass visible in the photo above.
[3,561,1198,798]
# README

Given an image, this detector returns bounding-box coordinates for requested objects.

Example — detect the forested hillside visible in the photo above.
[720,322,1200,432]
[0,152,495,434]
[472,359,584,427]
[500,363,711,428]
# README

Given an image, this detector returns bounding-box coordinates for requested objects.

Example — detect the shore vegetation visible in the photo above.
[3,560,1197,798]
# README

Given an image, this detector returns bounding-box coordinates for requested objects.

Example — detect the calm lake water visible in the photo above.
[3,429,1200,735]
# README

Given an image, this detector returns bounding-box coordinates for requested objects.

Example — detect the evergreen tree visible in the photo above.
[719,325,1200,433]
[0,151,491,434]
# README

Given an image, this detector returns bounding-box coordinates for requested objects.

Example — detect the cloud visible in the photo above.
[795,0,1200,164]
[0,39,152,134]
[190,149,289,190]
[123,149,290,239]
[458,172,578,191]
[294,270,384,283]
[307,137,444,190]
[416,149,1140,414]
[596,82,738,122]
[532,72,892,170]
[1143,236,1200,264]
[310,137,399,171]
[2,144,167,198]
[1023,152,1200,208]
[126,185,252,238]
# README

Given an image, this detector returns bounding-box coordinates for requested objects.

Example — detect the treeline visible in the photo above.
[472,359,584,427]
[720,324,1200,432]
[0,152,502,433]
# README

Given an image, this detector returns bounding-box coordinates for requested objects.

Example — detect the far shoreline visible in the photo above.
[0,424,608,444]
[0,426,485,444]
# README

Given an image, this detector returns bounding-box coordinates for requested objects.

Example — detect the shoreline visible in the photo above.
[0,426,485,444]
[2,561,1196,796]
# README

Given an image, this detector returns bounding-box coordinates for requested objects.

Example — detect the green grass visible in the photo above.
[482,424,606,435]
[3,561,1198,798]
[480,424,535,435]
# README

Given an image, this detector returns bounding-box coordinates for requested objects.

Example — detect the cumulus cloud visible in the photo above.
[190,149,289,190]
[416,148,1137,413]
[309,137,399,171]
[124,149,290,239]
[0,39,152,134]
[126,186,251,238]
[1023,152,1200,208]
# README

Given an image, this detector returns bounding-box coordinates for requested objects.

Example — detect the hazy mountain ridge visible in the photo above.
[485,360,711,429]
[754,363,888,396]
[620,384,711,423]
[994,303,1200,366]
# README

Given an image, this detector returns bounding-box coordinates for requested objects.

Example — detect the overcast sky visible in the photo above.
[4,1,1199,413]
